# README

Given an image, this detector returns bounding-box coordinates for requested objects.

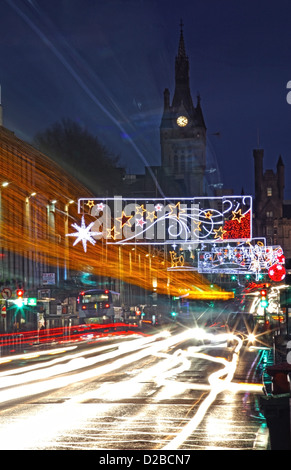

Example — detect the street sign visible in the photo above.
[1,287,12,299]
[23,298,37,306]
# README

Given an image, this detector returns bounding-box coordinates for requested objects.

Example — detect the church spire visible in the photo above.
[178,19,187,58]
[172,19,193,113]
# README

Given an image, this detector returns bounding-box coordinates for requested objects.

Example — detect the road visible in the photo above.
[0,325,270,450]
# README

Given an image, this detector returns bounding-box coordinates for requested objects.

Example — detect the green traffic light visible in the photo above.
[14,298,24,308]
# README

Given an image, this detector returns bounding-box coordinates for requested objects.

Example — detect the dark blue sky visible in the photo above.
[1,0,291,197]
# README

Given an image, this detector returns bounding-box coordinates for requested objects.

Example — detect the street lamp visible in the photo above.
[64,199,75,281]
[25,191,37,232]
[0,181,10,241]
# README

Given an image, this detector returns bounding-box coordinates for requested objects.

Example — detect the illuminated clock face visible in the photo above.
[177,115,188,127]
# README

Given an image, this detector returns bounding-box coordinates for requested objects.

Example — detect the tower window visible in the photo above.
[267,187,272,197]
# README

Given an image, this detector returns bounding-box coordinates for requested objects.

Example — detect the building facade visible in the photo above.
[253,148,291,261]
[0,124,93,331]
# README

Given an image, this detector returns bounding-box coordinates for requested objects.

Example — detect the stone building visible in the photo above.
[0,123,93,331]
[253,148,291,261]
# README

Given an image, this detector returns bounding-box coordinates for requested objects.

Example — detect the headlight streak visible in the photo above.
[0,331,167,383]
[79,348,193,404]
[0,346,77,366]
[74,330,263,450]
[0,329,199,450]
[64,328,263,449]
[0,328,264,450]
[0,334,162,391]
[0,329,196,404]
[162,334,263,450]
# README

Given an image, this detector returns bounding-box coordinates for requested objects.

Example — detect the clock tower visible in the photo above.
[160,22,206,196]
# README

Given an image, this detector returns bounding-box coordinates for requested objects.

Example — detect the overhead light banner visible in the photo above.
[68,195,252,249]
[198,241,285,277]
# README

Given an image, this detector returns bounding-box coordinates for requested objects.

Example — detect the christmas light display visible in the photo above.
[66,215,99,252]
[198,241,285,281]
[268,263,286,282]
[0,128,231,301]
[169,250,185,268]
[76,195,252,245]
[70,195,286,282]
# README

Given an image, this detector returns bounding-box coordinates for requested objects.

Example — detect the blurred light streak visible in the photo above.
[0,126,231,300]
[0,328,264,449]
[0,328,209,450]
[0,345,77,368]
[0,329,196,403]
[0,333,157,386]
[0,3,233,300]
[0,323,140,350]
[161,334,263,449]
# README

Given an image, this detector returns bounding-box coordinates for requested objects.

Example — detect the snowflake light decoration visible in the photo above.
[66,216,99,252]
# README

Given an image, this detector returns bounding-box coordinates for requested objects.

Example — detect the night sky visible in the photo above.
[1,0,291,197]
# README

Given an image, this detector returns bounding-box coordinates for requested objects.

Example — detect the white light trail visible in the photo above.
[161,334,260,450]
[0,329,195,404]
[0,328,264,450]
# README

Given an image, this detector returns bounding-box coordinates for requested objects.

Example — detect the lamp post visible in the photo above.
[0,182,9,282]
[64,200,74,281]
[25,192,36,232]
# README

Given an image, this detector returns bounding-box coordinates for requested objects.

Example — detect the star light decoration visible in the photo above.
[75,196,252,246]
[66,216,99,252]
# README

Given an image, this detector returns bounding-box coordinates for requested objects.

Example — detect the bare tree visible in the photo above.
[34,118,124,196]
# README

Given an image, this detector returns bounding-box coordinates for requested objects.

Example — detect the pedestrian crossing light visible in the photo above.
[260,288,268,308]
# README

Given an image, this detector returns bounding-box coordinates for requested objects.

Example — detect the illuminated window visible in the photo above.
[267,187,272,197]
